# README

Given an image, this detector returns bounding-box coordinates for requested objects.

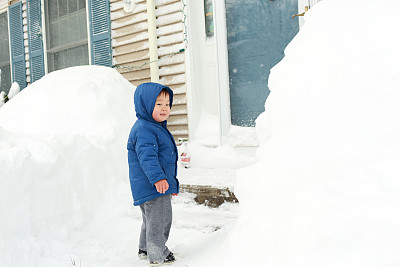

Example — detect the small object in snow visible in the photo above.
[178,138,191,168]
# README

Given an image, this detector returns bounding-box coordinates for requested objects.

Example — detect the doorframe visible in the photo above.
[214,0,231,144]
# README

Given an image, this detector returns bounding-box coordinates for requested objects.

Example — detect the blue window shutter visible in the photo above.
[8,2,27,89]
[27,0,45,83]
[88,0,112,67]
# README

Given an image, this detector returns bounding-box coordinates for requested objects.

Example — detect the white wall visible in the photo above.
[0,0,8,12]
[186,0,220,146]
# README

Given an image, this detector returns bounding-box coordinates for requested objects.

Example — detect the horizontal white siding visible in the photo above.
[111,0,188,139]
[111,0,151,85]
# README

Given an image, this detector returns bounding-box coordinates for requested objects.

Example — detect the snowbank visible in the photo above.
[2,0,400,266]
[0,66,136,266]
[215,1,400,266]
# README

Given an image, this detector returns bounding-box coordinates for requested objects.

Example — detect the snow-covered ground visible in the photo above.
[1,0,400,266]
[0,66,246,267]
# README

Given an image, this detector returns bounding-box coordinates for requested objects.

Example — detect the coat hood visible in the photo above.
[134,82,174,124]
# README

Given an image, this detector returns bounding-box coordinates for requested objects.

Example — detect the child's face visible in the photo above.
[152,92,170,122]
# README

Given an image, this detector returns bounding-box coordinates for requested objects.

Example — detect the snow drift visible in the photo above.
[216,0,400,266]
[1,0,400,266]
[0,66,136,266]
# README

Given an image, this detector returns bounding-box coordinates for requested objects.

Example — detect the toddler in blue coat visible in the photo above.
[127,82,179,266]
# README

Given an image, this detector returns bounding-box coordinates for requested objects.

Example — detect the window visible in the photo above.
[204,0,214,37]
[45,0,89,72]
[0,12,11,94]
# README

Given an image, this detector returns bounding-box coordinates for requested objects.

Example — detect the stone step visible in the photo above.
[180,184,239,208]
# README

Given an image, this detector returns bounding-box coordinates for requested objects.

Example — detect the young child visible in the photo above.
[127,82,179,266]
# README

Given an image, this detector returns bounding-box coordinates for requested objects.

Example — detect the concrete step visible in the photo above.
[180,184,238,208]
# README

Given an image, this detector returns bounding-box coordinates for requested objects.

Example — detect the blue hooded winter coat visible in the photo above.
[127,82,179,206]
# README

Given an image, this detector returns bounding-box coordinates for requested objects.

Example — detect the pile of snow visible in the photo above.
[2,0,400,266]
[0,66,136,266]
[211,0,400,266]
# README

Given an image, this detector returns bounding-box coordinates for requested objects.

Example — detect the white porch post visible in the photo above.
[146,0,159,82]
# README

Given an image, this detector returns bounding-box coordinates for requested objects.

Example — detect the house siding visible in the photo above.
[111,0,188,139]
[0,1,7,11]
[111,0,151,84]
[156,0,187,139]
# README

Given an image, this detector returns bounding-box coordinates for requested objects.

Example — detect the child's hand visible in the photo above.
[155,179,169,194]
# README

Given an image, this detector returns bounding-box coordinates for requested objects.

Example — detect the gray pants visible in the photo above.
[139,194,172,262]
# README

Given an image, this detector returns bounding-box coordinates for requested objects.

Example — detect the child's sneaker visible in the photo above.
[138,249,147,260]
[149,252,176,266]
